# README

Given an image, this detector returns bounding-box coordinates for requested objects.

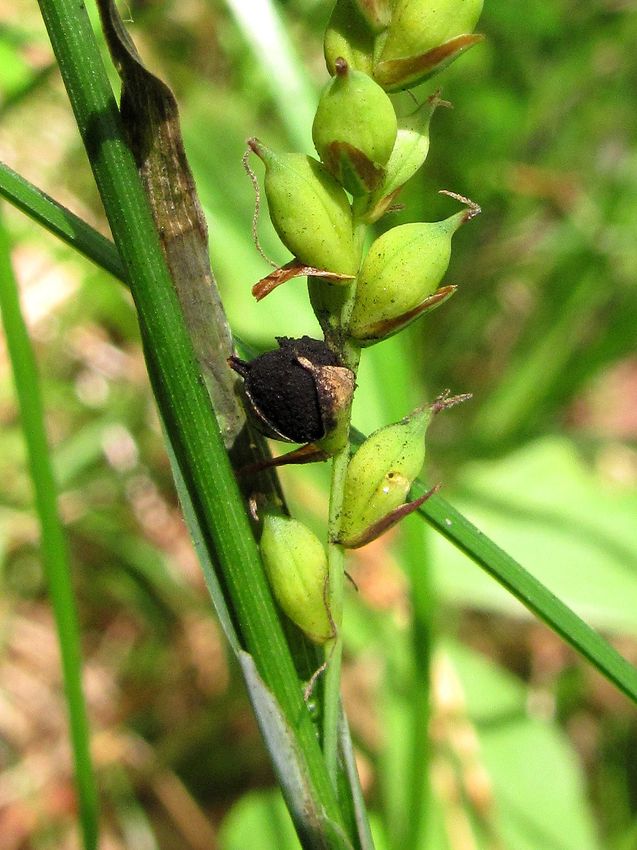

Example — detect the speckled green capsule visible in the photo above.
[313,58,398,196]
[348,208,472,343]
[260,512,333,644]
[374,0,484,90]
[248,138,358,276]
[339,406,432,548]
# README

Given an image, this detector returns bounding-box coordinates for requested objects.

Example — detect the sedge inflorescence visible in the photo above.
[231,0,484,647]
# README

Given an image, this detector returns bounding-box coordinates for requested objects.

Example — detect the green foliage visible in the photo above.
[1,0,637,847]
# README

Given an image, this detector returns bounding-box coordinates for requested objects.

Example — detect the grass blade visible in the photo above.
[0,160,126,281]
[0,209,99,850]
[344,428,637,705]
[414,487,637,705]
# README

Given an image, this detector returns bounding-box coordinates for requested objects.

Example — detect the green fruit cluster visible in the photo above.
[237,0,483,644]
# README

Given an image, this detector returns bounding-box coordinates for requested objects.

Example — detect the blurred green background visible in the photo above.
[1,0,636,847]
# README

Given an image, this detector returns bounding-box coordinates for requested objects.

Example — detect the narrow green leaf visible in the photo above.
[0,160,126,281]
[414,487,637,705]
[0,210,99,850]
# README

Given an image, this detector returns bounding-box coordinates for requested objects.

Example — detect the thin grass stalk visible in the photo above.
[401,515,434,849]
[0,208,99,850]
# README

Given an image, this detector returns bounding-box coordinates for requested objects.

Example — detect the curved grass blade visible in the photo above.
[414,487,637,705]
[347,428,637,705]
[0,160,126,281]
[0,209,99,850]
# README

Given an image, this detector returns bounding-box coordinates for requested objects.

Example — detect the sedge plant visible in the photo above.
[234,0,483,791]
[2,0,637,848]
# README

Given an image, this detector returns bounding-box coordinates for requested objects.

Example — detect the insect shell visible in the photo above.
[229,336,354,446]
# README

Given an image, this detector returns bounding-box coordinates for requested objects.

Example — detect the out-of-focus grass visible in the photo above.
[1,0,636,847]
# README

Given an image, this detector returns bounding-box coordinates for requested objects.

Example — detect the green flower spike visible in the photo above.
[247,138,358,276]
[260,511,333,644]
[348,192,480,345]
[363,93,447,223]
[374,0,485,91]
[324,0,376,77]
[339,405,435,548]
[313,57,398,196]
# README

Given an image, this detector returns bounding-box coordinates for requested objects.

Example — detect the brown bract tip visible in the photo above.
[430,389,473,414]
[227,355,249,378]
[334,56,349,76]
[340,484,441,549]
[246,137,261,156]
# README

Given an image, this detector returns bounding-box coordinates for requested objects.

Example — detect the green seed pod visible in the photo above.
[339,406,432,547]
[364,94,441,222]
[349,207,473,342]
[260,512,333,644]
[324,0,376,77]
[248,138,358,276]
[313,58,398,196]
[374,0,484,90]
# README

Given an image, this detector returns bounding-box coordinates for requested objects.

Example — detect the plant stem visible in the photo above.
[322,445,350,785]
[0,208,99,850]
[402,516,434,849]
[322,252,363,786]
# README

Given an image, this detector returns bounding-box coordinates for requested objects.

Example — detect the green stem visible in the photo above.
[322,262,363,786]
[0,208,99,850]
[322,446,350,786]
[402,516,433,850]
